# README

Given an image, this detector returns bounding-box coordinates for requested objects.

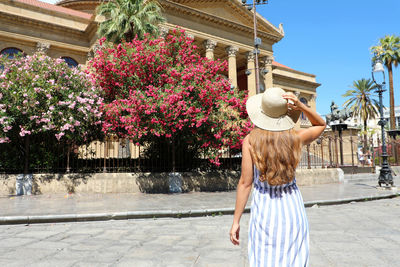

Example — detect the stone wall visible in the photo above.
[0,168,343,196]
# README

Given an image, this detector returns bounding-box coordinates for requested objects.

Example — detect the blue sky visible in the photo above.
[44,0,400,116]
[257,0,400,115]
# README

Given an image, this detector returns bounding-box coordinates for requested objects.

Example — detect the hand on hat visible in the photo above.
[282,93,304,111]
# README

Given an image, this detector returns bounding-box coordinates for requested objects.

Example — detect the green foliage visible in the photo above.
[0,53,104,173]
[0,53,104,145]
[90,30,250,168]
[342,78,379,128]
[371,35,400,129]
[371,35,400,68]
[0,132,66,173]
[97,0,165,43]
[343,78,379,153]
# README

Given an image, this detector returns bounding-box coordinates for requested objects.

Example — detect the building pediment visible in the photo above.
[167,0,284,41]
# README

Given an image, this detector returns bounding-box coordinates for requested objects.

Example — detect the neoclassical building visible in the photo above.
[0,0,320,127]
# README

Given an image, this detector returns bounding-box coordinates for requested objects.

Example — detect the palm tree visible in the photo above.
[343,78,379,154]
[371,35,400,130]
[97,0,166,43]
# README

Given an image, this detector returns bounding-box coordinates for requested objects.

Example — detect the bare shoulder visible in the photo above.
[243,134,250,143]
[293,129,306,138]
[242,134,251,148]
[294,129,305,135]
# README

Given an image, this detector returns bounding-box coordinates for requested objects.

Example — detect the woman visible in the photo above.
[230,87,326,267]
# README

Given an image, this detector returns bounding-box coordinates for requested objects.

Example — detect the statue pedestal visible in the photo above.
[331,123,348,132]
[331,123,348,166]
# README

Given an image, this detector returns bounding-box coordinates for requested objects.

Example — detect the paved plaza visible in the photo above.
[0,174,399,266]
[1,174,399,224]
[0,197,399,266]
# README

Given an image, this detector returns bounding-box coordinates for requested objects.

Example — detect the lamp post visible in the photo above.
[241,0,268,94]
[372,57,394,187]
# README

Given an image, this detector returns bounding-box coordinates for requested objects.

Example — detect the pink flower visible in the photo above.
[0,137,10,143]
[55,132,65,140]
[19,127,31,137]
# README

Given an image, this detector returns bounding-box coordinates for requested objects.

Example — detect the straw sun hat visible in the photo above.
[246,87,301,131]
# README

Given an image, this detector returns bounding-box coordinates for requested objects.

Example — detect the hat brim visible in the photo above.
[246,94,301,131]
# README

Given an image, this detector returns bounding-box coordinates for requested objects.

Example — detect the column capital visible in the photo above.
[226,46,239,57]
[204,39,217,51]
[261,56,274,66]
[36,42,50,54]
[246,51,255,61]
[185,33,195,40]
[310,94,317,101]
[159,26,169,38]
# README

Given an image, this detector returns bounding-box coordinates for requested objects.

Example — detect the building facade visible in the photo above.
[0,0,321,128]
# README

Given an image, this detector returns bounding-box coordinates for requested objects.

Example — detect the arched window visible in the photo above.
[61,56,79,68]
[299,97,308,120]
[0,47,24,59]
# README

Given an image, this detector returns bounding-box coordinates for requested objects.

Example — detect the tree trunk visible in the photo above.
[388,64,395,129]
[363,120,368,154]
[23,135,30,175]
[171,136,176,173]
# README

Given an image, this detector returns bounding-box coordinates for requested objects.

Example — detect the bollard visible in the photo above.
[16,174,24,196]
[16,174,32,195]
[168,172,182,193]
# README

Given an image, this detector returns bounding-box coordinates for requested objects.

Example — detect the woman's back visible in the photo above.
[248,128,301,186]
[249,166,309,267]
[230,88,326,267]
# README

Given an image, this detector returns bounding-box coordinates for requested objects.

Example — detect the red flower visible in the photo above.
[89,29,250,163]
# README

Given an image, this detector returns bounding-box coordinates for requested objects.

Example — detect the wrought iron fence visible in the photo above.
[1,131,398,174]
[0,138,242,174]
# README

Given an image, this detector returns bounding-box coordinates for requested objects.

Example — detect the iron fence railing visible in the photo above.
[1,132,399,174]
[0,138,242,174]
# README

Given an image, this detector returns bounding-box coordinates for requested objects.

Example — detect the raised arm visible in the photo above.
[230,134,253,245]
[283,93,326,145]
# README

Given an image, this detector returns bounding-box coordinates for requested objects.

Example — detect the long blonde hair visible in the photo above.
[248,127,302,186]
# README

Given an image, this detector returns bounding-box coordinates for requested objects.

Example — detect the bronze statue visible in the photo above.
[326,101,352,124]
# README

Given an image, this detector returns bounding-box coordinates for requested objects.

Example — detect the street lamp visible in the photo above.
[241,0,269,94]
[372,57,394,187]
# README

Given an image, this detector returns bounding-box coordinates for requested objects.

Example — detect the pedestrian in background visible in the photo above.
[230,87,326,266]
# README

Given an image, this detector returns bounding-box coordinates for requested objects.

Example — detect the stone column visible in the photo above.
[204,39,217,60]
[226,46,239,89]
[261,56,274,89]
[246,52,256,96]
[36,42,50,54]
[309,94,317,111]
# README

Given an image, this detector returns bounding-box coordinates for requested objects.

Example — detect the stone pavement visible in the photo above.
[0,197,399,266]
[0,173,399,266]
[0,174,398,224]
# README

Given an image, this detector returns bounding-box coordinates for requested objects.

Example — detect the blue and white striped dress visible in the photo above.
[248,167,309,267]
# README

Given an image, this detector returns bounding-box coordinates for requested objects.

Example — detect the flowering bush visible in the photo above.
[89,30,251,166]
[0,53,103,145]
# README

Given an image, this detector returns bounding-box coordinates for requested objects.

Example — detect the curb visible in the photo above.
[0,192,399,225]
